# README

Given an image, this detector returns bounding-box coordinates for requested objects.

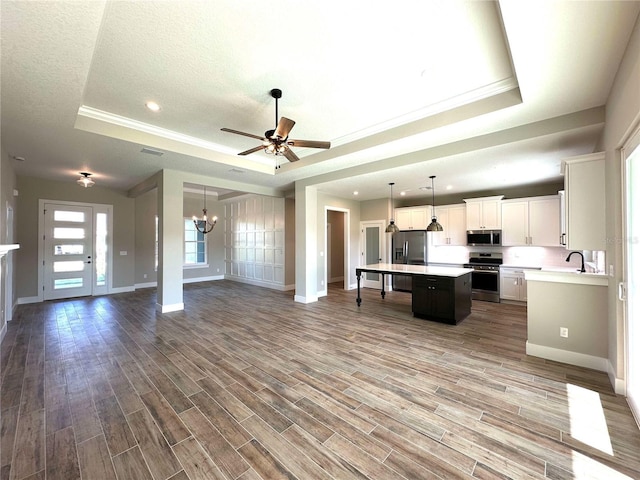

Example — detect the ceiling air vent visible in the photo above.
[140,147,164,156]
[229,168,244,173]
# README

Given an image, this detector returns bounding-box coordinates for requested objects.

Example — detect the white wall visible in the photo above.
[224,195,290,290]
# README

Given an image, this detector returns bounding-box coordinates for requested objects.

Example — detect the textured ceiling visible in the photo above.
[2,1,639,201]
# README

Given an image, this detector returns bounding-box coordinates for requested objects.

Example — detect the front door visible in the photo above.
[43,204,94,300]
[360,221,384,289]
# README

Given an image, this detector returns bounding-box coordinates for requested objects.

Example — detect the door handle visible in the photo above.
[86,261,92,264]
[619,282,626,301]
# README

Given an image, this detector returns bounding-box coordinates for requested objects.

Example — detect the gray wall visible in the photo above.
[528,281,608,359]
[285,198,295,286]
[134,188,158,284]
[15,175,136,298]
[602,12,640,383]
[360,198,388,222]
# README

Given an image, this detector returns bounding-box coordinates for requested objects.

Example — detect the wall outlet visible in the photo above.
[321,280,324,286]
[143,274,147,279]
[609,264,614,277]
[216,268,220,273]
[560,327,569,338]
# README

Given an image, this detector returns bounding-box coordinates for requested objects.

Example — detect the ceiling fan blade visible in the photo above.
[274,117,295,139]
[221,127,264,141]
[287,139,331,149]
[238,145,265,156]
[282,148,300,163]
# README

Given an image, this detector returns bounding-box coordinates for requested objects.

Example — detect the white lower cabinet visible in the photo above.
[500,268,533,302]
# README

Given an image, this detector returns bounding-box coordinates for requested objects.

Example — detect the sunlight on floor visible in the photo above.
[567,384,613,455]
[570,451,634,480]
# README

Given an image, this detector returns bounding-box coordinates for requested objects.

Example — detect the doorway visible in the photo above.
[5,203,14,322]
[623,128,640,426]
[324,208,349,293]
[360,220,385,290]
[39,200,113,301]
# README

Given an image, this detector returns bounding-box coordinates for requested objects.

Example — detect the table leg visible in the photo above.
[356,271,362,306]
[381,273,386,299]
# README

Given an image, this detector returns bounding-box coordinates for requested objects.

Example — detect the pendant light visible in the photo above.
[426,175,443,232]
[192,186,217,234]
[385,182,400,233]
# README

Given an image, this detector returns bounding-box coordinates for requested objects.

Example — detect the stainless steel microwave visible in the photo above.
[467,230,501,246]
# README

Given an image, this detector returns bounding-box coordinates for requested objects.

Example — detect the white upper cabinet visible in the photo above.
[502,196,560,247]
[432,204,467,246]
[395,206,428,230]
[562,152,606,251]
[463,196,504,230]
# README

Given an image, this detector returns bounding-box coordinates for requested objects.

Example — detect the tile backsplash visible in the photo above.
[428,244,602,270]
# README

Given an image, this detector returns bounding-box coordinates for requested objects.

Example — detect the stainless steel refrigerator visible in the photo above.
[391,230,428,292]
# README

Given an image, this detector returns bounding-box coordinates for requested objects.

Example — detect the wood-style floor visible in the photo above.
[1,280,639,480]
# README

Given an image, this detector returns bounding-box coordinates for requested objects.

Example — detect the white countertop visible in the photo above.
[358,263,473,277]
[524,268,608,286]
[500,265,542,270]
[0,244,19,257]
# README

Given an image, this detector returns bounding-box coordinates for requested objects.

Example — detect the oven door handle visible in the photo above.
[471,270,499,275]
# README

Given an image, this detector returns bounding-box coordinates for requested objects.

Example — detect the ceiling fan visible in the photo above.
[221,88,331,167]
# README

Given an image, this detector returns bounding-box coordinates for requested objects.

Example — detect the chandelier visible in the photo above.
[193,186,217,234]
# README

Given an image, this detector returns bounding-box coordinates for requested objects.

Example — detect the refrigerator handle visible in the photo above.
[404,241,408,261]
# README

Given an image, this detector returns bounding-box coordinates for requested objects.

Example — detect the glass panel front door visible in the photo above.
[44,204,94,300]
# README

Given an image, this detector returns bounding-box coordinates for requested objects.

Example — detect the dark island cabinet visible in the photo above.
[412,272,472,324]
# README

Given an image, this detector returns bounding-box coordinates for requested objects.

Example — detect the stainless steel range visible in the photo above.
[463,252,503,303]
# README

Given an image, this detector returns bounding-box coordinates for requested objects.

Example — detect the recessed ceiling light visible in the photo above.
[145,101,161,112]
[353,191,359,196]
[446,185,453,190]
[400,191,406,196]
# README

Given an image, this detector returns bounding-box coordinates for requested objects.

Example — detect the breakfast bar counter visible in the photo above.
[355,263,473,324]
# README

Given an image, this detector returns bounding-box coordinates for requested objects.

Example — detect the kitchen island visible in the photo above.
[355,263,473,324]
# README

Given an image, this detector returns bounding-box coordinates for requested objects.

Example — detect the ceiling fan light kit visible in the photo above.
[221,88,330,169]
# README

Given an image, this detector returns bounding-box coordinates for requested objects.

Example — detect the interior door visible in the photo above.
[43,204,94,300]
[360,221,383,289]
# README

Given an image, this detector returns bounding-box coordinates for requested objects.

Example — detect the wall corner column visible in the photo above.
[294,184,318,303]
[157,171,184,312]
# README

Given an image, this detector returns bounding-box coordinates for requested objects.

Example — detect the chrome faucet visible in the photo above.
[565,251,586,273]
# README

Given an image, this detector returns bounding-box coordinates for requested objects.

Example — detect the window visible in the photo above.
[184,218,207,266]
